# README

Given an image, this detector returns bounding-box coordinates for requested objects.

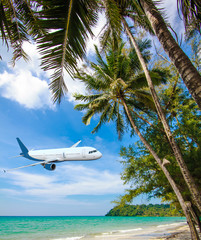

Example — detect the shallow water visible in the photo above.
[0,216,186,240]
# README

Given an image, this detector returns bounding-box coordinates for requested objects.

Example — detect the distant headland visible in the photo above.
[105,204,184,217]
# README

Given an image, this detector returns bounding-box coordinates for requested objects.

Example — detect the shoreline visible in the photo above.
[0,216,189,240]
[84,223,201,240]
[80,222,188,239]
[152,225,201,240]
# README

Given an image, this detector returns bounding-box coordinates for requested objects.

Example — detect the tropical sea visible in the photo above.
[0,216,186,240]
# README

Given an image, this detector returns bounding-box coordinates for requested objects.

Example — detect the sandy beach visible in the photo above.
[88,223,201,240]
[152,225,201,240]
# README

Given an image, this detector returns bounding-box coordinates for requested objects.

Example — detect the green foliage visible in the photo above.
[36,0,99,103]
[0,0,40,64]
[106,204,184,217]
[1,0,200,106]
[99,0,155,52]
[118,39,201,208]
[177,0,201,35]
[74,40,168,139]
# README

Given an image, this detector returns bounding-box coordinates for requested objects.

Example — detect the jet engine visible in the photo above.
[43,163,56,171]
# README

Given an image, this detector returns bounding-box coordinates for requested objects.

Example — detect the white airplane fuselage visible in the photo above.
[28,146,102,162]
[3,138,102,172]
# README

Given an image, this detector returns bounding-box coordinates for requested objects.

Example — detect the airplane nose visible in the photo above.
[97,151,102,159]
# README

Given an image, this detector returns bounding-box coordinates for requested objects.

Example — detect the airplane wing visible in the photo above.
[3,161,52,173]
[70,140,81,148]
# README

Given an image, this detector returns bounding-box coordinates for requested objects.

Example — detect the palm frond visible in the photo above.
[74,103,90,111]
[177,0,201,33]
[74,93,103,102]
[103,0,122,46]
[128,38,152,73]
[15,0,44,38]
[91,62,114,84]
[75,68,111,91]
[94,45,109,71]
[91,103,113,133]
[0,1,10,46]
[129,68,169,90]
[37,0,98,103]
[129,90,156,111]
[108,101,118,121]
[116,107,125,140]
[74,37,166,141]
[126,2,154,35]
[150,68,171,85]
[82,109,95,125]
[99,24,113,50]
[0,0,30,64]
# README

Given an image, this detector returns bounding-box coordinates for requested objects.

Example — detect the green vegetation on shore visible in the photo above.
[106,204,184,217]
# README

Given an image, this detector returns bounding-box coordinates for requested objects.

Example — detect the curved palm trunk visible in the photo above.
[122,18,201,213]
[138,0,201,109]
[121,98,200,240]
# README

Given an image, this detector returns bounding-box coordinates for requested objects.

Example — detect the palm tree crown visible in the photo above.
[74,40,167,138]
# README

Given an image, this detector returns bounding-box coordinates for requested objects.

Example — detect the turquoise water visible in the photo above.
[0,216,186,240]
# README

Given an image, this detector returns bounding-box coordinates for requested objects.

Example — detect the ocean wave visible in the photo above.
[118,228,143,233]
[97,227,143,236]
[100,231,117,235]
[157,222,186,228]
[52,236,84,240]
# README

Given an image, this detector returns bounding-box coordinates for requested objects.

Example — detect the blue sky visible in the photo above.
[0,0,184,216]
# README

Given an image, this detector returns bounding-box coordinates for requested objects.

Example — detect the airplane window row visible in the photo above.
[89,150,97,154]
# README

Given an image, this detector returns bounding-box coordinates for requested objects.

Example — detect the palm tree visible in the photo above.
[136,0,201,109]
[101,0,201,107]
[101,0,201,214]
[74,42,199,239]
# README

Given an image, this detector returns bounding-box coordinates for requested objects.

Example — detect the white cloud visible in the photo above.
[0,41,54,109]
[17,42,46,78]
[1,164,126,202]
[86,12,106,56]
[0,13,107,108]
[0,69,53,109]
[0,40,89,107]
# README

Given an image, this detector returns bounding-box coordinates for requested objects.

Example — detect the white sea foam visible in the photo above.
[52,236,84,240]
[101,231,115,235]
[99,230,118,236]
[118,228,143,233]
[99,227,142,236]
[157,222,186,228]
[94,227,143,238]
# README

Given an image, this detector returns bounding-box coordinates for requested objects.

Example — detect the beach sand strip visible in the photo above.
[152,225,201,240]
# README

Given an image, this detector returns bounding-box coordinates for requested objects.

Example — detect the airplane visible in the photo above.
[3,138,102,172]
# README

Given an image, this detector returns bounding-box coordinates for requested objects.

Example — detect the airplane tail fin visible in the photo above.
[16,138,29,155]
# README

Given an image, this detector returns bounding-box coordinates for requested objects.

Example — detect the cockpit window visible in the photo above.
[89,150,97,154]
